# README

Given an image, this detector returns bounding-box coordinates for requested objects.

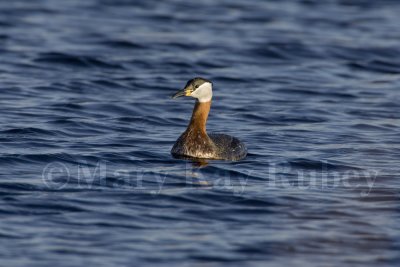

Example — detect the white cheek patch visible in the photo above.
[190,82,213,102]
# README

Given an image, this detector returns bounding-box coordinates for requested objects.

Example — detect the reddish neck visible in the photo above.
[187,100,211,134]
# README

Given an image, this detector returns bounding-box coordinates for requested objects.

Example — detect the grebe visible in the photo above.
[171,77,247,161]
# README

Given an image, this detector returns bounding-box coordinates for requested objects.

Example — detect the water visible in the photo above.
[1,0,400,266]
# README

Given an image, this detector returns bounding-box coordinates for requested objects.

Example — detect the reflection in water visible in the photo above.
[191,159,209,168]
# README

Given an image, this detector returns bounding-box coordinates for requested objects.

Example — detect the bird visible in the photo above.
[171,77,247,161]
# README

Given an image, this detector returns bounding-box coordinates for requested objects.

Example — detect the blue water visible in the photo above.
[1,0,400,266]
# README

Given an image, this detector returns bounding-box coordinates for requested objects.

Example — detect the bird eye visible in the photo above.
[195,85,199,89]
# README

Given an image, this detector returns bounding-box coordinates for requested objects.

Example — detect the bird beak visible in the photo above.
[171,87,192,99]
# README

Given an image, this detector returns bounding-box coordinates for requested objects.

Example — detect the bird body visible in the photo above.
[171,78,247,161]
